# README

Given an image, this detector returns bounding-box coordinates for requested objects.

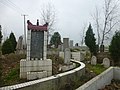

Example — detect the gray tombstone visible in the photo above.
[16,36,24,50]
[27,20,48,60]
[16,36,25,54]
[63,38,69,50]
[103,58,110,68]
[30,31,44,59]
[91,56,97,65]
[70,40,73,47]
[64,48,71,64]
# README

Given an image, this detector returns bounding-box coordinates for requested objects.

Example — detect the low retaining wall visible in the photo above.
[0,60,85,90]
[113,67,120,80]
[76,67,120,90]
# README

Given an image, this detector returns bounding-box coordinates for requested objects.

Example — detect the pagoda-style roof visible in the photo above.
[27,20,48,31]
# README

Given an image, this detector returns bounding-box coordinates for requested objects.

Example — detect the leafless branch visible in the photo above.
[40,3,56,43]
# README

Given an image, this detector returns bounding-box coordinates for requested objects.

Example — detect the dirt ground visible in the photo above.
[99,79,120,90]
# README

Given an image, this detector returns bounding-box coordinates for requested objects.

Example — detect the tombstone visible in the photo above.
[103,58,110,68]
[20,20,52,80]
[69,40,73,47]
[63,38,69,50]
[16,36,24,54]
[58,44,62,51]
[27,19,48,60]
[91,56,97,65]
[64,48,71,64]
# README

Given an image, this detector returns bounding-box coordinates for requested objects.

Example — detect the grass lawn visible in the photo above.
[86,64,107,75]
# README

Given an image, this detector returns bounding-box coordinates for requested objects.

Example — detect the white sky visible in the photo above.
[0,0,104,45]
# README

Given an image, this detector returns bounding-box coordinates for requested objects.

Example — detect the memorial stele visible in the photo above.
[20,20,52,80]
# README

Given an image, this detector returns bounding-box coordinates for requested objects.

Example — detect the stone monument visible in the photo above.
[91,56,97,65]
[103,58,110,68]
[69,40,73,47]
[20,20,52,80]
[27,20,47,60]
[60,48,76,71]
[63,38,69,50]
[16,36,24,54]
[64,48,71,64]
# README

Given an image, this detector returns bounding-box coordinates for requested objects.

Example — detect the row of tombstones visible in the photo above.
[91,56,110,68]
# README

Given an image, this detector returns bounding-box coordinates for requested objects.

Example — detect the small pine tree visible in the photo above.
[2,38,14,55]
[85,24,96,55]
[109,31,120,65]
[9,32,17,51]
[50,32,62,48]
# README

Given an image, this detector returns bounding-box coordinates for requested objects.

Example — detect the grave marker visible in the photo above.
[63,38,69,50]
[91,56,97,65]
[64,48,71,64]
[103,58,110,68]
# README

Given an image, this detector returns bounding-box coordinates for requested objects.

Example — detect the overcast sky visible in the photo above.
[0,0,104,45]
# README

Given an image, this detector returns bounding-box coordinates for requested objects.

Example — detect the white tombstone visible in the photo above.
[103,58,110,68]
[64,48,71,64]
[91,56,97,65]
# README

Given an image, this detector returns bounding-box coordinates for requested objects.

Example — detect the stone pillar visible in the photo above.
[27,30,31,60]
[63,38,69,51]
[69,40,73,47]
[44,31,47,60]
[64,48,71,64]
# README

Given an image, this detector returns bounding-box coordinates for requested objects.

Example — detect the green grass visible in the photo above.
[4,65,20,85]
[87,64,106,75]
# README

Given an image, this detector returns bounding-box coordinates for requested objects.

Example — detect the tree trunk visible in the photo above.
[96,44,99,53]
[100,45,104,52]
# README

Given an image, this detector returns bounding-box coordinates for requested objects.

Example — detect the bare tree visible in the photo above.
[40,3,56,42]
[92,7,101,46]
[93,0,120,47]
[80,23,87,46]
[101,0,120,45]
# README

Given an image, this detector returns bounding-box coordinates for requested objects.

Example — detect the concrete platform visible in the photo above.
[20,59,52,79]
